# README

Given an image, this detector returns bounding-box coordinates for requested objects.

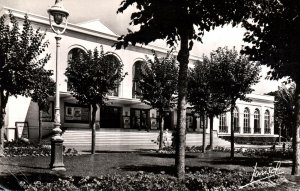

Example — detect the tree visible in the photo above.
[211,47,260,159]
[30,69,55,143]
[0,12,51,153]
[276,84,296,140]
[65,47,126,154]
[115,0,250,179]
[267,84,295,141]
[242,0,300,175]
[137,51,178,149]
[188,59,210,153]
[188,58,230,152]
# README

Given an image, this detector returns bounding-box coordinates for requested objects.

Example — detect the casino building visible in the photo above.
[1,6,276,143]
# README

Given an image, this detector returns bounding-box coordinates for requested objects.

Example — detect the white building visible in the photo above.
[0,6,275,143]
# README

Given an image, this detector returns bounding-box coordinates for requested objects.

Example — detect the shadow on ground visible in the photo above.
[208,157,292,168]
[81,150,137,154]
[120,164,251,176]
[0,162,49,170]
[138,152,198,159]
[120,164,176,175]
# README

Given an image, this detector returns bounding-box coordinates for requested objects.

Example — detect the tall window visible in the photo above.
[219,113,228,133]
[254,109,261,134]
[233,107,239,133]
[243,108,250,133]
[105,54,120,97]
[264,110,271,134]
[67,48,85,91]
[132,60,146,99]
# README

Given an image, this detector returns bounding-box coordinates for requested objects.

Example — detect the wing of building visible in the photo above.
[0,6,276,148]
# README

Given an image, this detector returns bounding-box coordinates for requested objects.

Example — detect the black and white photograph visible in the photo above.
[0,0,300,190]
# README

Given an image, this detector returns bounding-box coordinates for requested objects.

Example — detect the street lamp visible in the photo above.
[47,0,69,171]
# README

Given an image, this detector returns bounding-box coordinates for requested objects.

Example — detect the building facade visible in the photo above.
[1,7,275,142]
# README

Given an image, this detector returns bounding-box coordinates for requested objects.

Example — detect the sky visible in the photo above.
[0,0,282,94]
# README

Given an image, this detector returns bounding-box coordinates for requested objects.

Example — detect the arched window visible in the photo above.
[264,110,271,134]
[243,108,250,133]
[68,48,85,61]
[67,48,85,91]
[132,60,147,99]
[104,54,121,97]
[254,109,261,134]
[219,113,228,133]
[233,107,239,133]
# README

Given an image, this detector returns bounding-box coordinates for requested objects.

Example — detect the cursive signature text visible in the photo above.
[240,162,284,189]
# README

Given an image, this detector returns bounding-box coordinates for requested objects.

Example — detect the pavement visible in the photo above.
[0,151,299,190]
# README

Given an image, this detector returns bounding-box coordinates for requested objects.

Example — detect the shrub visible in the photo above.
[3,139,78,157]
[4,138,34,148]
[239,148,292,159]
[4,139,51,157]
[213,146,231,152]
[219,136,279,145]
[20,168,282,191]
[20,177,79,191]
[157,145,209,154]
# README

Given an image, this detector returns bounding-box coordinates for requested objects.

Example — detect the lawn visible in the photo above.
[1,139,299,190]
[0,150,299,190]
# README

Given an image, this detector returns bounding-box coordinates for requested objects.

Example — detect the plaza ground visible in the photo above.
[1,150,300,190]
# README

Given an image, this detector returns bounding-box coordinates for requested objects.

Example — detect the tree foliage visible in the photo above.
[30,69,55,112]
[0,12,51,150]
[66,47,126,106]
[211,47,261,103]
[0,12,51,108]
[115,0,253,49]
[138,51,178,111]
[242,0,300,82]
[271,84,296,140]
[188,57,230,117]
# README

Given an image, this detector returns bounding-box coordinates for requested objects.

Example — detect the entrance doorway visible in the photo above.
[164,111,173,130]
[157,111,173,130]
[130,109,150,130]
[187,114,197,131]
[101,106,122,128]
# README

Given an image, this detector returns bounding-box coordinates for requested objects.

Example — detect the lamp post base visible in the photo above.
[49,138,66,171]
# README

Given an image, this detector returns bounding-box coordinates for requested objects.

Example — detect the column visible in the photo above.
[261,106,265,134]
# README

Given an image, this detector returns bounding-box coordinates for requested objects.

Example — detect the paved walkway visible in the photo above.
[0,151,298,190]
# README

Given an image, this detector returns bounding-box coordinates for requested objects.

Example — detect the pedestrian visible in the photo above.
[163,129,170,147]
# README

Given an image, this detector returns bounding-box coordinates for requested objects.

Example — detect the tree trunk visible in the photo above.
[230,105,235,159]
[0,92,3,155]
[159,113,164,149]
[279,122,282,144]
[202,114,206,153]
[91,104,98,154]
[0,91,8,155]
[39,109,42,143]
[209,115,214,150]
[175,29,190,180]
[292,82,300,175]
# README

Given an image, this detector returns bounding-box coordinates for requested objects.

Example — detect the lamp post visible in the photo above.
[47,0,69,171]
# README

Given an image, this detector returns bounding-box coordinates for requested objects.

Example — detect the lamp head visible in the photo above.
[48,0,69,25]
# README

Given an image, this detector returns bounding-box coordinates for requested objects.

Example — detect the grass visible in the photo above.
[0,151,299,190]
